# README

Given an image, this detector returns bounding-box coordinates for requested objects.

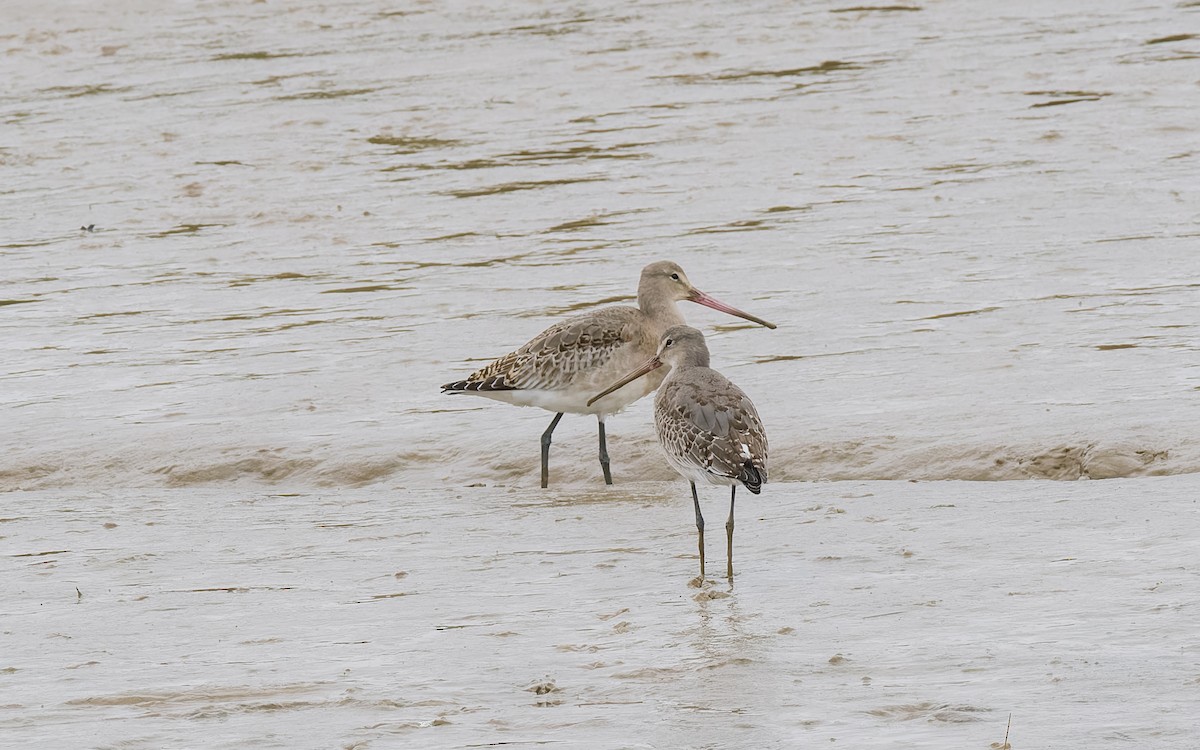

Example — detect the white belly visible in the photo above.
[662,448,736,487]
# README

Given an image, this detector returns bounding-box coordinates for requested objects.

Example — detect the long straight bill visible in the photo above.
[587,357,662,407]
[689,290,776,329]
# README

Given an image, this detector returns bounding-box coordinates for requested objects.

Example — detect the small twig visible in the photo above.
[990,713,1012,749]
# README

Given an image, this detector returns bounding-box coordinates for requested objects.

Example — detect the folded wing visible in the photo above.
[656,373,769,491]
[443,308,640,393]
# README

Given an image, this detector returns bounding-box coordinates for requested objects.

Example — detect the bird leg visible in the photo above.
[539,412,564,488]
[692,482,705,578]
[726,485,736,579]
[597,419,613,485]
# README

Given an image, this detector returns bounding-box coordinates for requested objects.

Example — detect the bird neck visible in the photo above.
[638,291,686,333]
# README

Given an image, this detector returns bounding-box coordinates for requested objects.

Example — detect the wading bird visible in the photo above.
[589,325,768,579]
[442,262,774,488]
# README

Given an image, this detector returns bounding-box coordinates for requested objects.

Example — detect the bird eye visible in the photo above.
[670,273,680,281]
[664,339,674,347]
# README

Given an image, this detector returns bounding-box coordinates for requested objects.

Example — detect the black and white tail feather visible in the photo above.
[738,460,764,494]
[441,375,514,393]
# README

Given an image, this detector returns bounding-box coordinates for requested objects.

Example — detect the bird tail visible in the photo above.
[738,461,764,495]
[441,376,514,393]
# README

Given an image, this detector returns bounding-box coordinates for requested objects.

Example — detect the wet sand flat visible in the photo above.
[4,0,1199,746]
[4,477,1198,748]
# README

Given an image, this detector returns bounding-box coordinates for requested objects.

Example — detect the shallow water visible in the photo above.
[4,478,1200,748]
[3,0,1199,490]
[5,5,1200,745]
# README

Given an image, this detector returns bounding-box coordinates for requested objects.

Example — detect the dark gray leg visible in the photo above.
[597,420,613,485]
[540,412,564,489]
[692,482,705,577]
[726,485,736,579]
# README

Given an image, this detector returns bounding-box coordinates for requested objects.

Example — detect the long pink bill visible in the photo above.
[587,356,663,407]
[690,290,776,329]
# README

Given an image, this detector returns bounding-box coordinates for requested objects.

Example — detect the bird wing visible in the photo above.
[656,372,769,483]
[442,307,642,392]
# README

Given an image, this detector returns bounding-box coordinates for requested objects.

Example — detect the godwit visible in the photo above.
[588,325,768,579]
[442,261,774,488]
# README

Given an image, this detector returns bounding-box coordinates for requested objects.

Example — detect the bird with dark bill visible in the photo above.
[442,262,775,488]
[589,325,768,580]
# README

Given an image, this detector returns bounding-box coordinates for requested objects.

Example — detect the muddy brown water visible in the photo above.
[4,3,1200,746]
[3,0,1198,490]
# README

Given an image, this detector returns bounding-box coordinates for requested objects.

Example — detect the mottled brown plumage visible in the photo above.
[442,262,775,488]
[656,367,769,492]
[442,307,656,401]
[589,325,768,578]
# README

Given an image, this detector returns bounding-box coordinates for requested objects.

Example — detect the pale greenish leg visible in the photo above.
[726,485,736,580]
